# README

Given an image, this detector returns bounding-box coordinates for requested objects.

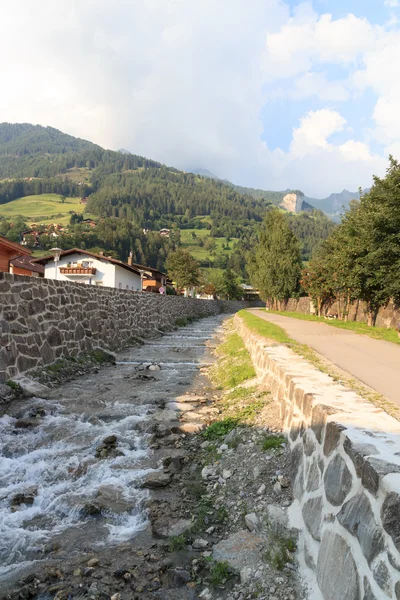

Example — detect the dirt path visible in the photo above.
[248,309,400,407]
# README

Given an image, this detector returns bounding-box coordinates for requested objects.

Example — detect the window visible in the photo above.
[119,282,122,289]
[126,285,129,290]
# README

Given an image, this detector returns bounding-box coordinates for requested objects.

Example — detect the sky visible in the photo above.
[1,0,400,197]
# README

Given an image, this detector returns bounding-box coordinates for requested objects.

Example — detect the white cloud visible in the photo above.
[293,72,349,101]
[290,109,346,156]
[0,0,393,197]
[263,6,375,80]
[385,0,399,7]
[265,110,385,195]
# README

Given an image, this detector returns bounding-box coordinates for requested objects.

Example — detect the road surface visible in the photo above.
[248,309,400,407]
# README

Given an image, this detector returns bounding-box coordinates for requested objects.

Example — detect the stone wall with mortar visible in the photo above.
[235,314,400,600]
[278,297,400,329]
[0,273,261,383]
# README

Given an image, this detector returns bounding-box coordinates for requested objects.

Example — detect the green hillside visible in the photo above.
[0,194,86,224]
[0,123,336,277]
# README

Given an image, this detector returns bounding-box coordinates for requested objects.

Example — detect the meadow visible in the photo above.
[0,194,87,225]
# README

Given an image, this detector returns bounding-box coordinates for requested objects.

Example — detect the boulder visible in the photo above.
[245,513,259,532]
[141,471,171,489]
[152,517,191,539]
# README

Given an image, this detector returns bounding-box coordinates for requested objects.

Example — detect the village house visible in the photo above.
[81,218,97,228]
[20,229,40,246]
[0,235,32,273]
[127,252,167,293]
[33,249,142,290]
[10,254,44,277]
[159,228,170,237]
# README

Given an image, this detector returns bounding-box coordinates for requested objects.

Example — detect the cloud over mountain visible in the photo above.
[0,0,399,196]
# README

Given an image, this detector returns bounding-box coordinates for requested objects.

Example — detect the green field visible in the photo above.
[0,194,87,225]
[180,228,237,262]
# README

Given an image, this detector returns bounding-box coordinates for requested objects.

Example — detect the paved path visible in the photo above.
[248,309,400,407]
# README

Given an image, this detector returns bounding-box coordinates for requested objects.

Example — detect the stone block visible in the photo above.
[311,404,338,443]
[27,298,45,316]
[303,430,317,456]
[337,491,384,564]
[302,393,314,420]
[324,454,353,506]
[362,458,400,497]
[306,458,321,492]
[317,532,359,600]
[363,577,378,600]
[16,355,38,372]
[344,438,379,479]
[396,581,400,600]
[290,443,303,483]
[47,327,63,348]
[40,341,55,365]
[302,496,323,541]
[381,492,400,552]
[373,560,392,596]
[323,421,346,456]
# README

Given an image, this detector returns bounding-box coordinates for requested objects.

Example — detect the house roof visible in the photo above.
[32,248,142,277]
[129,261,166,277]
[0,235,31,257]
[10,254,45,274]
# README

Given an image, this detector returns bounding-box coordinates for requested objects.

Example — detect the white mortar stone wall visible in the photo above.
[0,273,263,383]
[235,315,400,600]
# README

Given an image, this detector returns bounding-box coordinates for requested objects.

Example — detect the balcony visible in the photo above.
[59,267,97,275]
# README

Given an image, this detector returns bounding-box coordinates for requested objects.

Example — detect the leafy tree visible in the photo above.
[166,248,200,291]
[247,210,302,307]
[331,158,400,324]
[301,242,335,316]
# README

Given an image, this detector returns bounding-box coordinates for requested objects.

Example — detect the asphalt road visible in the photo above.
[248,309,400,407]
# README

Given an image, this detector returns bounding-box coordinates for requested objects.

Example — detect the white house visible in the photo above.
[33,249,142,290]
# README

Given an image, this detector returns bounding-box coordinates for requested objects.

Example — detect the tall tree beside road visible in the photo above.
[247,209,302,307]
[166,248,200,292]
[306,157,400,325]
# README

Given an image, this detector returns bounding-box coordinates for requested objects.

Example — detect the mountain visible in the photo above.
[304,190,361,217]
[0,123,336,270]
[0,122,99,155]
[189,168,221,179]
[190,168,362,218]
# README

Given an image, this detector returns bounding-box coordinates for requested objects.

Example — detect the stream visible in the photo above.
[0,315,224,587]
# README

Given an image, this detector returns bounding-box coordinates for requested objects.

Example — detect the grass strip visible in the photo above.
[237,310,400,422]
[264,309,400,345]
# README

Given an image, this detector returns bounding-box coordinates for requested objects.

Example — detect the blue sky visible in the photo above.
[1,0,400,197]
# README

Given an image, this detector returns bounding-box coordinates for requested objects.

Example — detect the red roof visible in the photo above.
[10,254,44,274]
[0,235,31,257]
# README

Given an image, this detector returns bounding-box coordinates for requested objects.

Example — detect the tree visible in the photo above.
[301,242,335,316]
[332,158,400,324]
[166,248,200,291]
[247,209,302,307]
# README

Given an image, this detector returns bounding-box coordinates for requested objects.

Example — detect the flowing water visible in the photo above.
[0,315,224,584]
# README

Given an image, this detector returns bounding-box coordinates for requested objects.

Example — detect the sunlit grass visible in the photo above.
[265,309,400,345]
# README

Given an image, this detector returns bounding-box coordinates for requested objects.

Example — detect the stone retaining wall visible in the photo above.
[235,314,400,600]
[279,297,400,329]
[0,273,261,383]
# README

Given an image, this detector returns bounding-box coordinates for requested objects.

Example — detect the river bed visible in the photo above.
[0,315,224,588]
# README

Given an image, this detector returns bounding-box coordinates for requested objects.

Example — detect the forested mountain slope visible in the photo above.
[0,123,336,272]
